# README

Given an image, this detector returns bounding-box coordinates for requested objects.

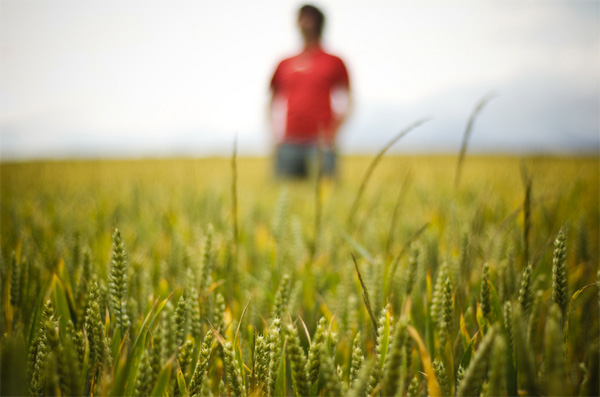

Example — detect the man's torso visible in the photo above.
[271,48,349,144]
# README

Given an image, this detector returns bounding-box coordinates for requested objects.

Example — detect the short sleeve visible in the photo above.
[270,62,282,92]
[333,57,350,89]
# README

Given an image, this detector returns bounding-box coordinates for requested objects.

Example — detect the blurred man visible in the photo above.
[269,4,351,178]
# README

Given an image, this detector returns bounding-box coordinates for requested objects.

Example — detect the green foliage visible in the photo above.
[512,305,541,396]
[457,326,497,397]
[545,304,567,396]
[486,334,507,397]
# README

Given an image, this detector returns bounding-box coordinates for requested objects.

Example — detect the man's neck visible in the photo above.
[303,39,321,52]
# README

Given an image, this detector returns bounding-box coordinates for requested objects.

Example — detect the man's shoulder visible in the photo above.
[317,50,347,66]
[278,52,302,64]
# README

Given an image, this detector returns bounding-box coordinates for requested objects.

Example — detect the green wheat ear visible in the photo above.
[480,262,491,320]
[109,228,130,340]
[285,323,310,397]
[85,279,108,375]
[29,299,55,396]
[518,263,533,316]
[212,293,226,333]
[199,224,214,297]
[405,243,420,296]
[431,262,449,329]
[433,359,451,397]
[55,320,83,397]
[319,342,342,396]
[189,331,214,397]
[439,272,454,348]
[134,348,153,397]
[223,341,245,397]
[266,318,282,397]
[9,251,21,310]
[552,228,568,322]
[175,294,189,348]
[272,273,291,319]
[368,304,391,394]
[179,338,195,377]
[503,301,514,360]
[308,316,327,386]
[406,375,421,397]
[348,359,374,397]
[252,334,268,395]
[349,331,364,387]
[382,317,408,397]
[190,286,202,339]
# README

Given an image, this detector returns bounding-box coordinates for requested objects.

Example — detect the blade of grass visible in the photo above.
[120,291,175,396]
[234,294,253,345]
[352,253,378,338]
[310,130,324,263]
[150,358,174,397]
[384,171,411,258]
[564,283,596,356]
[344,234,375,264]
[297,314,311,345]
[231,135,239,256]
[386,222,430,295]
[454,92,496,189]
[520,162,532,266]
[347,118,431,230]
[407,325,442,396]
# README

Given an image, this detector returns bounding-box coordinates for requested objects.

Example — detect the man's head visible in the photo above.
[298,4,325,42]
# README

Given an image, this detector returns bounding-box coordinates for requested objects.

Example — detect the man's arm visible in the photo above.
[268,63,284,144]
[331,86,353,138]
[268,89,287,144]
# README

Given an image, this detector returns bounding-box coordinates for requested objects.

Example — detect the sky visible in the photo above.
[1,0,598,159]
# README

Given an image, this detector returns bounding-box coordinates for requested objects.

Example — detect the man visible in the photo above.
[269,4,352,178]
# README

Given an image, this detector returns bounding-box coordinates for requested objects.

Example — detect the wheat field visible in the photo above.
[1,155,598,396]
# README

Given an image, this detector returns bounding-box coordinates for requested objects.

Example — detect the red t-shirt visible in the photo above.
[270,47,349,144]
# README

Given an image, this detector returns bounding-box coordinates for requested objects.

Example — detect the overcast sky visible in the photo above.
[1,0,598,159]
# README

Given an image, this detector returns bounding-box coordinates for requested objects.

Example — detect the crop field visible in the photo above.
[0,154,598,396]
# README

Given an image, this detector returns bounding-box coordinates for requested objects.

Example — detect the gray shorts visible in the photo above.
[275,143,337,178]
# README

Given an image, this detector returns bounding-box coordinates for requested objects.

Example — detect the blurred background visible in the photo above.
[1,0,598,160]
